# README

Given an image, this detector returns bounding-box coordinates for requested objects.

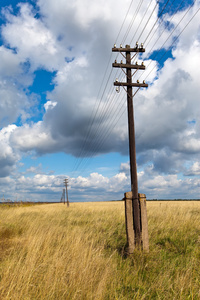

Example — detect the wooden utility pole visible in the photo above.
[64,178,69,207]
[112,44,148,249]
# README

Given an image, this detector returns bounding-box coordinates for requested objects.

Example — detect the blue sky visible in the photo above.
[0,0,200,202]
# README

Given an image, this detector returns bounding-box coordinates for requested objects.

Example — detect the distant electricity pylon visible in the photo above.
[63,178,69,207]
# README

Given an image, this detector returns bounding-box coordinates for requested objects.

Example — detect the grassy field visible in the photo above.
[0,201,200,299]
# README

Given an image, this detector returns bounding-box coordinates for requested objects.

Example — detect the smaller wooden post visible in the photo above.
[124,192,135,254]
[124,192,149,253]
[139,193,149,252]
[64,178,69,207]
[63,188,65,205]
[66,185,69,207]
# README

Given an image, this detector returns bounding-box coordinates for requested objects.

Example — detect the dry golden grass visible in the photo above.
[0,201,200,299]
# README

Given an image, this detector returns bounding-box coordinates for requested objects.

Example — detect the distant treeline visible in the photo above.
[147,199,200,201]
[0,201,60,206]
[1,199,200,206]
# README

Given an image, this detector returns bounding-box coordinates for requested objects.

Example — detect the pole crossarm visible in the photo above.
[112,47,145,53]
[112,62,145,70]
[114,81,148,88]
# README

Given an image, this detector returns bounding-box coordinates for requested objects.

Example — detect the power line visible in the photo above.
[71,0,140,174]
[143,0,174,45]
[72,71,123,173]
[122,0,145,44]
[134,0,159,44]
[144,0,186,51]
[143,1,199,81]
[115,0,134,44]
[73,82,125,174]
[76,88,141,177]
[70,0,200,178]
[130,0,154,45]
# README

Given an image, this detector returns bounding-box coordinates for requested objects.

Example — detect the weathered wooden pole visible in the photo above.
[112,44,149,251]
[126,45,141,247]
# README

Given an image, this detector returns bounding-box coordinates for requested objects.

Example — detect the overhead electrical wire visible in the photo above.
[72,0,195,176]
[77,87,142,174]
[133,0,159,44]
[142,0,175,45]
[100,1,194,132]
[95,0,147,125]
[106,0,194,139]
[78,2,200,177]
[85,0,148,139]
[95,0,168,131]
[71,0,135,172]
[71,0,143,175]
[76,93,126,173]
[72,81,123,172]
[144,0,187,52]
[72,74,125,173]
[130,0,154,44]
[122,0,145,45]
[144,2,200,82]
[97,2,200,168]
[76,1,165,166]
[77,87,141,175]
[71,0,200,178]
[72,68,124,171]
[139,0,198,82]
[115,0,134,44]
